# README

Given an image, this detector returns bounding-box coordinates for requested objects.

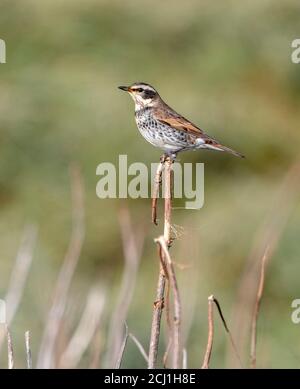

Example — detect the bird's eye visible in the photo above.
[137,88,143,92]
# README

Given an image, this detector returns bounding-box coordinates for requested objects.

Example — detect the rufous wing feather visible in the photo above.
[155,106,205,136]
[154,105,245,158]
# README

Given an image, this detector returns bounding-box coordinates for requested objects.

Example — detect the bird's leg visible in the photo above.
[160,153,168,163]
[151,155,165,225]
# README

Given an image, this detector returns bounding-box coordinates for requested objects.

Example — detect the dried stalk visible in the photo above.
[151,159,164,225]
[129,333,149,364]
[148,264,166,369]
[148,156,173,368]
[5,225,37,324]
[202,295,242,369]
[105,207,144,368]
[163,157,172,245]
[0,225,37,352]
[182,348,188,369]
[211,298,241,368]
[59,286,106,368]
[6,325,14,369]
[37,164,85,368]
[115,323,129,369]
[25,331,32,369]
[163,280,172,368]
[155,235,181,369]
[250,247,269,368]
[202,295,214,369]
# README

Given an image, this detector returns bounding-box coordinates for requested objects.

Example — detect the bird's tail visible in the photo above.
[206,141,245,158]
[216,144,245,158]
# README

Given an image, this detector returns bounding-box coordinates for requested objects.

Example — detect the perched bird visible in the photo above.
[118,82,244,159]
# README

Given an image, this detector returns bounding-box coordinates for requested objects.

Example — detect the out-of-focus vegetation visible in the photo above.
[0,0,300,368]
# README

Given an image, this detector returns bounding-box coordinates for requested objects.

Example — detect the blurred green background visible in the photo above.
[0,0,300,368]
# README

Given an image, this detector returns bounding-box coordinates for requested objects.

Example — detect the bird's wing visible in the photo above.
[154,105,206,138]
[154,104,245,158]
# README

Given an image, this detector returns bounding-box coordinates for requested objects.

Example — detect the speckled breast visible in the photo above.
[135,108,192,152]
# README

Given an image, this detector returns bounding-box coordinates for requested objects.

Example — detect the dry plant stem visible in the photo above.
[202,295,214,369]
[182,348,188,369]
[163,157,172,245]
[213,296,243,368]
[250,247,269,369]
[5,225,37,324]
[201,295,242,369]
[6,325,14,369]
[156,236,181,369]
[152,159,164,225]
[148,266,166,369]
[163,281,172,368]
[115,323,129,369]
[161,157,173,367]
[59,286,106,368]
[129,333,149,364]
[148,156,172,368]
[37,164,85,368]
[0,225,37,352]
[105,207,144,368]
[25,331,32,369]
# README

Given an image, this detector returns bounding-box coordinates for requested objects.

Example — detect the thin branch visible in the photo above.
[163,157,172,245]
[151,159,164,225]
[250,247,269,368]
[59,286,106,368]
[163,279,172,368]
[148,266,166,369]
[115,323,129,369]
[25,331,32,369]
[213,297,229,332]
[6,325,14,369]
[202,295,214,369]
[105,207,144,368]
[155,236,181,369]
[182,348,188,369]
[37,164,85,368]
[129,333,149,364]
[210,296,243,368]
[148,156,173,369]
[201,295,242,369]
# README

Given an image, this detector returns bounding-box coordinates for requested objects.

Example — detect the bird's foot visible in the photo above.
[160,154,167,163]
[170,153,177,162]
[162,153,177,162]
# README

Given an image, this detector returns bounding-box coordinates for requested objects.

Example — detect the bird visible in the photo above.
[118,82,244,160]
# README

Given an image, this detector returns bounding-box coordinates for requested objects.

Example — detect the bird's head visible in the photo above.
[118,82,159,110]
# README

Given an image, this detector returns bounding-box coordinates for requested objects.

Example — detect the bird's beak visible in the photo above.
[118,86,130,92]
